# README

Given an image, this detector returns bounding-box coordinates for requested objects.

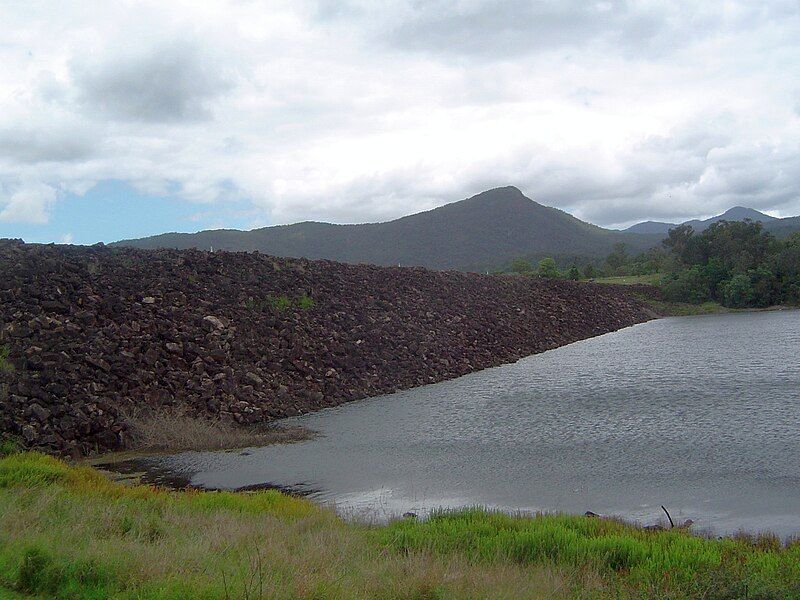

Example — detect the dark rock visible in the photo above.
[0,242,653,455]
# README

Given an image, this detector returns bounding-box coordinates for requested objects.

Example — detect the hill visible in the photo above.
[115,187,657,271]
[0,240,653,455]
[625,206,791,236]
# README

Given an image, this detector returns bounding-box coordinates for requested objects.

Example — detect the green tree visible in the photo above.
[720,274,754,308]
[567,265,582,280]
[537,257,560,279]
[510,258,533,274]
[604,243,629,274]
[582,264,597,279]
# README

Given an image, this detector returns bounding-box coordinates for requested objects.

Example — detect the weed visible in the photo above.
[0,346,12,374]
[297,294,315,310]
[267,295,293,311]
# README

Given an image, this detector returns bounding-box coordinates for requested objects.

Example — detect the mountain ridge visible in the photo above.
[624,206,784,236]
[115,186,800,271]
[114,187,656,271]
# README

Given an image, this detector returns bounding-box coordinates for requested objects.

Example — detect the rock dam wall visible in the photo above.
[0,241,655,455]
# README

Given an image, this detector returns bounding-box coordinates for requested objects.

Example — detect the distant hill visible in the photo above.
[624,221,678,235]
[625,206,792,237]
[115,187,657,271]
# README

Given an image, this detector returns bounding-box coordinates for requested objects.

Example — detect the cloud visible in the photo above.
[0,0,799,236]
[0,183,58,224]
[72,42,234,123]
[0,125,96,164]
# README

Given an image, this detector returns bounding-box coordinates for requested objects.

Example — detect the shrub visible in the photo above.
[537,258,560,279]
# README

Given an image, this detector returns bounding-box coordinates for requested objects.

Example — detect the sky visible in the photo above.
[1,0,800,244]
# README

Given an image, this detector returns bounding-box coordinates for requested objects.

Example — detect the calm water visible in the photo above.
[126,311,800,535]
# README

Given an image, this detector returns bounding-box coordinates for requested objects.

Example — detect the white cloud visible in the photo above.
[0,0,799,231]
[0,183,58,224]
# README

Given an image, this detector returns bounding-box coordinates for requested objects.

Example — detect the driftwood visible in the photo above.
[661,505,675,528]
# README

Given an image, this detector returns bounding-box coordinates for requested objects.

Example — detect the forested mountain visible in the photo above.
[115,187,657,271]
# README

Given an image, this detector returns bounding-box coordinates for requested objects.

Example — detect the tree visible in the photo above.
[510,257,533,274]
[604,243,629,275]
[662,224,695,264]
[720,274,754,308]
[582,264,597,279]
[537,257,560,279]
[567,265,582,280]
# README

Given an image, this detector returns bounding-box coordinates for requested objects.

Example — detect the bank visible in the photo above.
[1,450,798,599]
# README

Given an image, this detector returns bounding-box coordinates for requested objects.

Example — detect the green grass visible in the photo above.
[591,273,664,286]
[0,345,12,374]
[1,452,799,599]
[640,298,730,316]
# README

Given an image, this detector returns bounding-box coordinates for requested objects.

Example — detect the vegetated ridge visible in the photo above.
[624,206,799,237]
[0,240,653,455]
[115,186,659,272]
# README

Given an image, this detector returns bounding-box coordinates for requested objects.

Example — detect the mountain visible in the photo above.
[624,221,677,235]
[625,206,784,236]
[115,187,657,271]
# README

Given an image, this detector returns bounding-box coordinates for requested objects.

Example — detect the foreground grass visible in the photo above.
[1,453,799,599]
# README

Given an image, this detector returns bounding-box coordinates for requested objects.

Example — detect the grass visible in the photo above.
[244,294,315,313]
[0,345,12,374]
[122,409,315,453]
[591,274,664,286]
[639,298,730,317]
[1,452,800,598]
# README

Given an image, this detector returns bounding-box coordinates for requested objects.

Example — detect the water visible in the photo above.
[123,311,800,535]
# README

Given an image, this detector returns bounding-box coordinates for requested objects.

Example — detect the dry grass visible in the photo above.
[123,407,316,453]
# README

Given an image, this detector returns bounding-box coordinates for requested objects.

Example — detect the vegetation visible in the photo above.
[244,294,316,313]
[2,451,800,599]
[0,345,12,374]
[660,222,800,308]
[121,409,315,454]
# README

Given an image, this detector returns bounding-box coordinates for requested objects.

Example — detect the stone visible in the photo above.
[203,315,226,330]
[0,241,652,455]
[29,403,51,422]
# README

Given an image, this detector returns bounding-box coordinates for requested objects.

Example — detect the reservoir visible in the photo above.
[124,311,800,535]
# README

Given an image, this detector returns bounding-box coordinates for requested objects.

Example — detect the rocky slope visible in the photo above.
[0,240,654,456]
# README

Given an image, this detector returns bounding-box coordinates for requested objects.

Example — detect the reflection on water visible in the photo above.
[119,311,800,535]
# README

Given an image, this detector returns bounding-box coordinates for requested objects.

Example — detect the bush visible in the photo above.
[720,274,754,308]
[537,258,560,279]
[662,266,711,304]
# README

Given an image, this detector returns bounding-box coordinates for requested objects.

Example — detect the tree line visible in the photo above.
[506,220,800,308]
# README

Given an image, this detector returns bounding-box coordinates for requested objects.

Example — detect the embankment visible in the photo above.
[0,240,654,455]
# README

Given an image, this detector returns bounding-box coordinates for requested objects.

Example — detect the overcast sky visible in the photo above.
[1,1,799,243]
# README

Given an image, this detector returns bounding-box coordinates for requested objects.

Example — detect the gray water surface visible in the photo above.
[132,311,800,535]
